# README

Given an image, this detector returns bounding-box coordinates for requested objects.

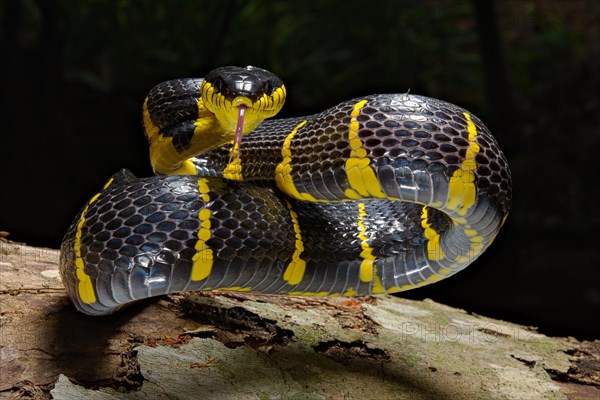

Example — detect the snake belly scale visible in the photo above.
[60,66,512,315]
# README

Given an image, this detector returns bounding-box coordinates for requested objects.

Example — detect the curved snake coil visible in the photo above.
[60,66,511,315]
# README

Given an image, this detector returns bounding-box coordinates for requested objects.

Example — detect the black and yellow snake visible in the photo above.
[60,66,512,315]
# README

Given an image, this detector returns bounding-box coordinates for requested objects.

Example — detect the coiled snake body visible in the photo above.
[60,66,511,315]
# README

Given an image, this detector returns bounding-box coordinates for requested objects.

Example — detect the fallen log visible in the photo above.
[0,240,598,399]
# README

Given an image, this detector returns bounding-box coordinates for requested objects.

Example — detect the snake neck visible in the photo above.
[144,97,273,176]
[188,116,307,183]
[144,99,225,175]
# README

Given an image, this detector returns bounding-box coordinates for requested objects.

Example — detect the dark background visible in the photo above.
[1,0,598,339]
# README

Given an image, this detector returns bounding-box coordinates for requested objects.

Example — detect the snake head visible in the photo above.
[201,66,286,139]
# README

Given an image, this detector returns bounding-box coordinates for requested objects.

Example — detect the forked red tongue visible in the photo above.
[233,105,247,151]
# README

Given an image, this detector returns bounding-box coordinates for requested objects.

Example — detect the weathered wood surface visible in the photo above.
[0,240,598,399]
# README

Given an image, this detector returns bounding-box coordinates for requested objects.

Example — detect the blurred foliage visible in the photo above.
[2,0,599,255]
[6,0,490,109]
[6,0,596,112]
[1,0,599,338]
[2,0,599,236]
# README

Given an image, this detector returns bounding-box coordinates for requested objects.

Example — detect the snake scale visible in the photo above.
[60,66,511,315]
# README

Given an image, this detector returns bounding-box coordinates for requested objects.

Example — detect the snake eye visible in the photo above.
[263,80,274,95]
[212,77,225,93]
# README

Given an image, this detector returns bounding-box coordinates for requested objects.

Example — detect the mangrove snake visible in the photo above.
[60,66,511,316]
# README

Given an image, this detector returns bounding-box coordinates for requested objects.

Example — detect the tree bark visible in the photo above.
[0,240,598,399]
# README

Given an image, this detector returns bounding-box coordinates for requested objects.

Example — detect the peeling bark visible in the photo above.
[0,240,598,399]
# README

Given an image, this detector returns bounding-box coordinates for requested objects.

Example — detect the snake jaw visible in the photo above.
[232,96,253,108]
